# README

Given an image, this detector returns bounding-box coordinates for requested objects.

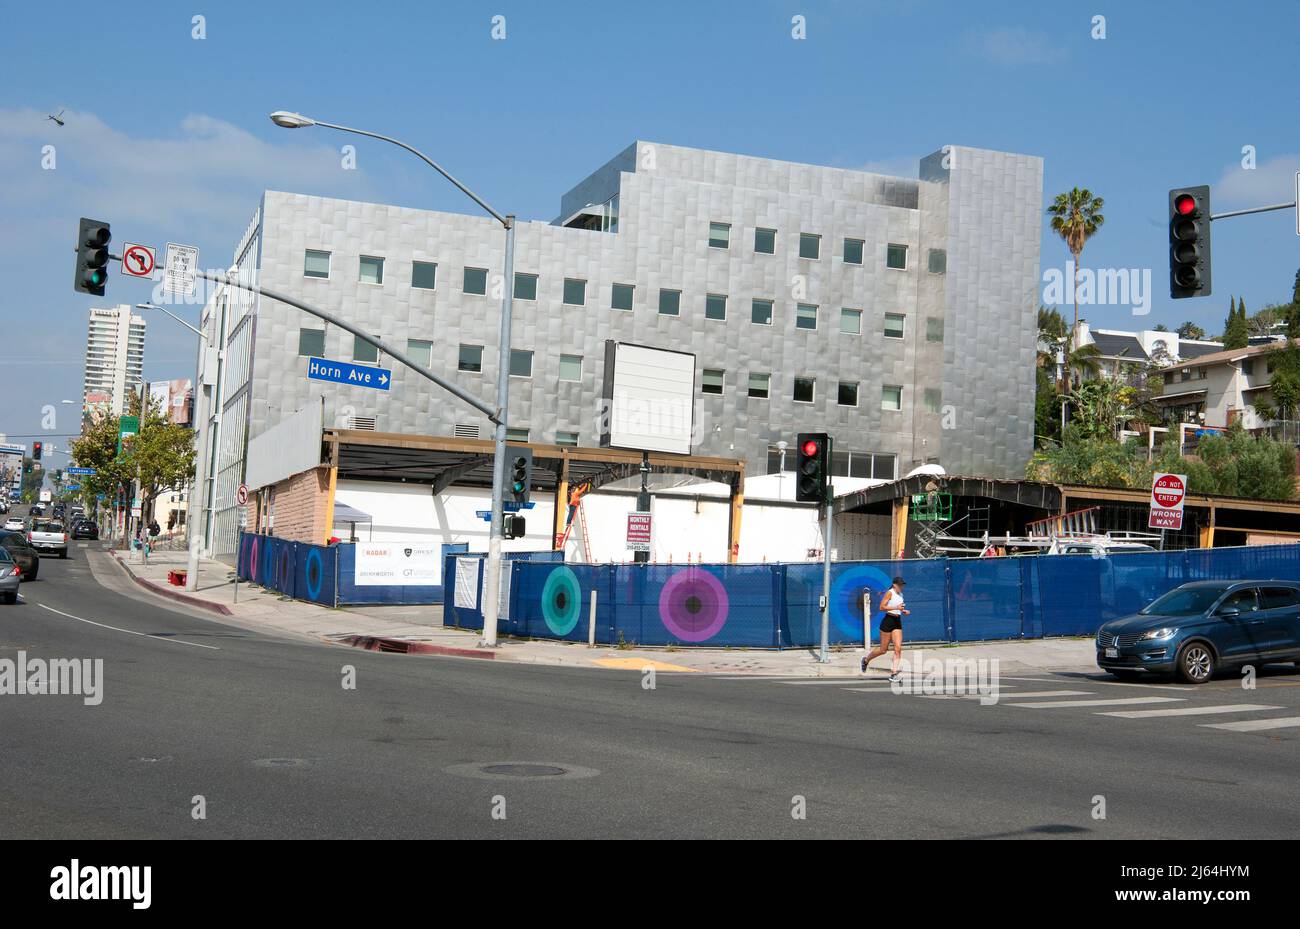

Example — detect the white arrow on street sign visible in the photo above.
[164,242,199,296]
[236,483,249,506]
[121,243,156,277]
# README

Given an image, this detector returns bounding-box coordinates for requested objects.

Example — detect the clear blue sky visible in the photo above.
[2,0,1297,448]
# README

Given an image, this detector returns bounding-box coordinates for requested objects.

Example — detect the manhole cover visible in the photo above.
[443,761,599,781]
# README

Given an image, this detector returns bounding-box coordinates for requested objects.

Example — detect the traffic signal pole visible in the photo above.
[819,488,834,664]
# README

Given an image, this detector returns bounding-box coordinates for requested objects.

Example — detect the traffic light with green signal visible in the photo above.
[74,218,112,296]
[508,446,532,506]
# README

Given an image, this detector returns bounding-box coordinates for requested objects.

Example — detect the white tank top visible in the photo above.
[883,589,905,616]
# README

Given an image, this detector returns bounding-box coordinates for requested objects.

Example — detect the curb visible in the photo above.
[108,552,234,616]
[332,634,496,659]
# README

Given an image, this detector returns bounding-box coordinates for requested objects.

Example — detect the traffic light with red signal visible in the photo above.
[32,441,43,461]
[796,433,831,503]
[74,218,112,296]
[1169,186,1211,299]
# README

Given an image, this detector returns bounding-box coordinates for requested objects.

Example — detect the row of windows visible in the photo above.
[297,327,941,413]
[705,222,945,274]
[766,445,898,481]
[298,249,946,338]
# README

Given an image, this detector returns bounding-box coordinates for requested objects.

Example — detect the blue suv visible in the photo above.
[1096,580,1300,684]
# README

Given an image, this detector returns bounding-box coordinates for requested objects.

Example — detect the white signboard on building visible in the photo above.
[600,341,696,455]
[354,542,441,586]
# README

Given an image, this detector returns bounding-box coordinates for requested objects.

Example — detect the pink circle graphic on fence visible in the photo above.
[659,568,729,642]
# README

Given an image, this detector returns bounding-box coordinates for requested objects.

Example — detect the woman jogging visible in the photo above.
[861,576,909,682]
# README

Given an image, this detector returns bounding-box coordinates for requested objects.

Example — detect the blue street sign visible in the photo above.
[476,501,536,521]
[66,484,81,491]
[306,356,391,391]
[67,467,96,476]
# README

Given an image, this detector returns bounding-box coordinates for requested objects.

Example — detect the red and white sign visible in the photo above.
[626,511,652,553]
[235,484,249,506]
[121,243,156,277]
[1148,472,1188,530]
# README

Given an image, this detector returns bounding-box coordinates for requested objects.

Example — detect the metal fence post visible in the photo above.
[588,589,598,647]
[333,545,339,609]
[863,591,871,650]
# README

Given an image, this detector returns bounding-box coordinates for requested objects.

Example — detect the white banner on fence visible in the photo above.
[354,542,441,586]
[454,557,479,609]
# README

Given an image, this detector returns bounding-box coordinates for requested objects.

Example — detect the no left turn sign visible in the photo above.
[236,484,249,506]
[121,243,156,277]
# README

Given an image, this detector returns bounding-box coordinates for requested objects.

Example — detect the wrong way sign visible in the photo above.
[121,243,156,277]
[1149,472,1188,530]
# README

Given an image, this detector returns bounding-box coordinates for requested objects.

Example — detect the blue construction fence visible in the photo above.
[444,543,1300,647]
[236,532,473,606]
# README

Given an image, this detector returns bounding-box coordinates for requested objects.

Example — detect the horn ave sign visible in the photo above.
[1149,472,1188,530]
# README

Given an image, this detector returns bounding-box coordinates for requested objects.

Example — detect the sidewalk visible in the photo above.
[103,546,1099,676]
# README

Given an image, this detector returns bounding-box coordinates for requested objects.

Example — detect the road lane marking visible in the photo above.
[782,678,905,685]
[1010,697,1184,709]
[1098,704,1281,719]
[1199,716,1300,732]
[963,690,1094,699]
[37,603,220,650]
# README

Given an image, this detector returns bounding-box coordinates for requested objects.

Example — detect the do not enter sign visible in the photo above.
[1149,472,1188,530]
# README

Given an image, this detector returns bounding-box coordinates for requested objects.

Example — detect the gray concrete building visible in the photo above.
[194,141,1043,555]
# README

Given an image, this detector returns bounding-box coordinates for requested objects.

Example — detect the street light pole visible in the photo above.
[269,112,515,646]
[136,303,207,590]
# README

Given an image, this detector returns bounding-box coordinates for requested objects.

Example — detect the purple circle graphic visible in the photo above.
[659,568,730,642]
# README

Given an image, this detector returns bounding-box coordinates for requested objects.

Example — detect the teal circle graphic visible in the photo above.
[541,566,582,636]
[830,565,894,639]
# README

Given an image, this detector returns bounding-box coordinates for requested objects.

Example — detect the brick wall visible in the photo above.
[254,467,332,544]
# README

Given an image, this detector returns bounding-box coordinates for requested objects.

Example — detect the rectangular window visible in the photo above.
[755,227,776,254]
[509,349,533,378]
[793,377,815,403]
[838,382,859,406]
[1241,359,1254,376]
[563,278,586,306]
[928,248,947,274]
[884,313,906,339]
[406,339,433,368]
[659,289,681,316]
[843,238,864,265]
[359,255,384,285]
[506,427,530,443]
[708,222,730,249]
[411,260,437,290]
[611,283,635,311]
[298,327,325,357]
[923,388,942,413]
[458,344,483,373]
[881,385,903,411]
[702,369,724,395]
[797,304,818,330]
[886,243,908,270]
[751,298,774,326]
[705,293,727,321]
[926,317,944,342]
[840,308,862,334]
[748,373,770,399]
[873,454,897,480]
[514,273,538,300]
[799,233,821,260]
[556,431,579,447]
[463,267,488,295]
[353,334,379,364]
[558,354,582,382]
[1163,371,1176,385]
[304,249,330,279]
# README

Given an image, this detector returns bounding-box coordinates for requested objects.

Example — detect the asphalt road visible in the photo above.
[3,543,1300,839]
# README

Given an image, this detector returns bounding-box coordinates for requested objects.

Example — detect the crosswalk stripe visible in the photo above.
[1199,716,1300,732]
[965,690,1094,700]
[1098,704,1281,719]
[1009,697,1184,709]
[781,678,908,686]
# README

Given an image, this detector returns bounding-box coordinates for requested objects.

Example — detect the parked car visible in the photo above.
[3,516,24,532]
[27,519,69,559]
[0,531,39,581]
[1097,580,1300,684]
[71,518,99,541]
[0,547,20,603]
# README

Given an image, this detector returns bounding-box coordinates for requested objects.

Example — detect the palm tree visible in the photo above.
[1047,187,1105,383]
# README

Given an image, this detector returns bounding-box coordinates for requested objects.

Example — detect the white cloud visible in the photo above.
[1214,153,1300,210]
[966,26,1063,66]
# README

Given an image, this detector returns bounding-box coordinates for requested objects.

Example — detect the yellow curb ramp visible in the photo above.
[590,657,702,673]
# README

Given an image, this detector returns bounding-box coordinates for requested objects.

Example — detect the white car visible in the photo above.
[3,517,24,532]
